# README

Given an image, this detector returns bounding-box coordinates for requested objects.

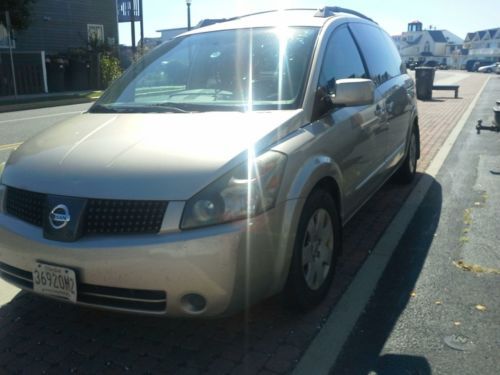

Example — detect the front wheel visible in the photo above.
[284,188,341,310]
[394,127,418,184]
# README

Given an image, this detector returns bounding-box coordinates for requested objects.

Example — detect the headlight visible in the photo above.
[181,151,287,229]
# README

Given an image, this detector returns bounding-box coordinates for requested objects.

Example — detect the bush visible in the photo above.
[100,54,122,88]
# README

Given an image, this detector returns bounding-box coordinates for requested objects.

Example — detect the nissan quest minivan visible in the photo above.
[0,7,419,317]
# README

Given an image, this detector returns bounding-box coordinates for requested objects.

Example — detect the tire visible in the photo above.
[284,188,341,310]
[394,126,418,184]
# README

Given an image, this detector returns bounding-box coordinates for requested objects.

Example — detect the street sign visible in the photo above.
[117,0,142,23]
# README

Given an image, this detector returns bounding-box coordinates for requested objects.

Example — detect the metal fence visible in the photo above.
[0,51,47,96]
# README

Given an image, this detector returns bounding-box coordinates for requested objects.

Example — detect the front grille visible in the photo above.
[0,262,167,313]
[85,199,167,235]
[5,187,44,227]
[4,187,167,237]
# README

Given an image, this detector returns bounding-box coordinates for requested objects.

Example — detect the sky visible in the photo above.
[118,0,500,46]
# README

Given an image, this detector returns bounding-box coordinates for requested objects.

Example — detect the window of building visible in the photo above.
[88,24,105,43]
[0,13,14,48]
[424,41,430,52]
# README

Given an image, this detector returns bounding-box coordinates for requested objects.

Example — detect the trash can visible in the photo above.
[415,67,435,101]
[46,60,67,92]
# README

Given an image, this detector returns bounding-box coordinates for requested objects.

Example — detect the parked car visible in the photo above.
[496,64,500,74]
[0,7,419,317]
[478,62,500,73]
[472,60,492,72]
[465,59,489,72]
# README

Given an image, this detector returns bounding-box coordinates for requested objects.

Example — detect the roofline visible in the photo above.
[156,27,188,32]
[158,7,378,36]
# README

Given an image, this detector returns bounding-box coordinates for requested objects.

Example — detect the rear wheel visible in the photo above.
[284,188,341,310]
[394,126,418,184]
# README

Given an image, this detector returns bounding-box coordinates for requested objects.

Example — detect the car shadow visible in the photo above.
[331,176,443,374]
[0,174,440,374]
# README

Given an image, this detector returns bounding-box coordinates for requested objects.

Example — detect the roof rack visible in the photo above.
[315,6,376,24]
[195,7,375,30]
[228,8,317,22]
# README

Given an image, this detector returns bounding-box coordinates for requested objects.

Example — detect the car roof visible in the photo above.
[183,8,373,35]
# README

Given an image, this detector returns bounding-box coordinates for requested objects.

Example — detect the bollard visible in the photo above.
[494,105,500,126]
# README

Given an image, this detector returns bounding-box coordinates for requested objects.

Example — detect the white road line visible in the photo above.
[0,279,20,306]
[293,76,492,375]
[0,142,22,152]
[0,110,83,125]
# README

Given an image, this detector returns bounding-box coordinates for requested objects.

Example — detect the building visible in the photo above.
[0,1,119,96]
[157,19,228,43]
[11,0,118,54]
[138,37,162,49]
[157,27,188,43]
[393,21,464,68]
[463,28,500,62]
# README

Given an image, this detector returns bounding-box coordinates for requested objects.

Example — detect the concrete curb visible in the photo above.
[293,76,491,375]
[0,97,95,113]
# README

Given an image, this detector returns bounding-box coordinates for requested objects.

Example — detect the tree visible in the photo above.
[0,0,36,31]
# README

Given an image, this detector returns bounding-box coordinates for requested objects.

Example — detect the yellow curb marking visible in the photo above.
[0,142,22,152]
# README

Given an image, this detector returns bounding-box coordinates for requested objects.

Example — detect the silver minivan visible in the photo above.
[0,7,419,317]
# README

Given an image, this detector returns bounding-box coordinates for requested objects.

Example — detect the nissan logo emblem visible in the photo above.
[49,204,71,229]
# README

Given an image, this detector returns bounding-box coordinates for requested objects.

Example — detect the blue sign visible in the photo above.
[117,0,142,22]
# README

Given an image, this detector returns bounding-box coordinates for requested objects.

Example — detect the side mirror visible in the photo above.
[329,78,375,107]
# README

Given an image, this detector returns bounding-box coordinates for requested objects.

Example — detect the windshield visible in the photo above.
[91,27,318,113]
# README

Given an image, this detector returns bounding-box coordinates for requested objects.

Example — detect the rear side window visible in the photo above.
[349,23,405,86]
[318,25,367,91]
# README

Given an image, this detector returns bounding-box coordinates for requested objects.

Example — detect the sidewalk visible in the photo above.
[0,73,491,374]
[332,74,499,375]
[0,90,101,113]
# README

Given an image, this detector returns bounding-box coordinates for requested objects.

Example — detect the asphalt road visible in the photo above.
[332,76,500,374]
[0,71,496,374]
[0,103,91,164]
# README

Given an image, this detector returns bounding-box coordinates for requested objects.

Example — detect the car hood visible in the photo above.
[3,110,302,200]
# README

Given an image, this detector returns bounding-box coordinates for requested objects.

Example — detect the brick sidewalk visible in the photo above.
[0,74,490,374]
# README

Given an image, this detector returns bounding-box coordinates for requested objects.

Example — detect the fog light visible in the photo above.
[181,293,207,313]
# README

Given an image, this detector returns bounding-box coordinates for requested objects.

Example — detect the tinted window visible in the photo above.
[319,25,367,91]
[349,23,405,85]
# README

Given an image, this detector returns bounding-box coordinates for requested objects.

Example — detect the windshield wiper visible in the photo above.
[148,103,189,113]
[89,103,188,114]
[89,104,119,113]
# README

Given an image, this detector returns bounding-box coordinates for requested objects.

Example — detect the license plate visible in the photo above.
[33,263,77,303]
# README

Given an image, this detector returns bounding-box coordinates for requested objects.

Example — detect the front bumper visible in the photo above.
[0,199,302,317]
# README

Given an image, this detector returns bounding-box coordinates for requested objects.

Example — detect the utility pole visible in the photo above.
[130,0,136,54]
[139,0,144,53]
[5,11,17,96]
[186,0,192,31]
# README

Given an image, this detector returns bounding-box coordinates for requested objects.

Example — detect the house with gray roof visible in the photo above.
[464,27,500,62]
[392,21,463,67]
